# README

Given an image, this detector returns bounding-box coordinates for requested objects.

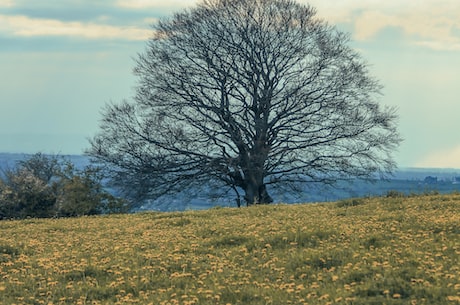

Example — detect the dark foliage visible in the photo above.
[0,153,128,220]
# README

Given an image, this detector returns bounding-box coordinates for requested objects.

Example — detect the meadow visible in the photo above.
[0,194,459,304]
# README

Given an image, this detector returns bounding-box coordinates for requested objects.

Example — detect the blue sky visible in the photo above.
[1,0,459,168]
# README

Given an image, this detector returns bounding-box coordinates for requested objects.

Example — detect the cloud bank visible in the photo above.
[308,0,460,51]
[1,0,459,51]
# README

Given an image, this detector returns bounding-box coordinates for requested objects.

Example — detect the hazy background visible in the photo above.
[1,0,459,168]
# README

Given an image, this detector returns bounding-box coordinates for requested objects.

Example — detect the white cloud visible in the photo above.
[353,7,460,42]
[307,0,460,51]
[0,14,150,40]
[415,145,460,169]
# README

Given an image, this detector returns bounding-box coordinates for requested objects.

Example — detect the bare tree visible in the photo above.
[88,0,401,207]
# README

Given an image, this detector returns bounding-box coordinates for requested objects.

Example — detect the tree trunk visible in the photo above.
[258,184,273,204]
[244,180,273,206]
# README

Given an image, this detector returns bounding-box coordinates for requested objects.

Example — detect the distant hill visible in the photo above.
[0,153,90,173]
[2,153,460,211]
[392,167,460,181]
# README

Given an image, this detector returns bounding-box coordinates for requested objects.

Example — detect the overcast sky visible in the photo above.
[1,0,460,168]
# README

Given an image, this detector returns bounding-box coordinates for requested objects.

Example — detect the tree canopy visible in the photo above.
[88,0,401,208]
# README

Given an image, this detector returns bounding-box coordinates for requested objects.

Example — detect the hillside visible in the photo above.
[0,194,459,304]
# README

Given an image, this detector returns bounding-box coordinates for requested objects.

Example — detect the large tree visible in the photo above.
[88,0,401,207]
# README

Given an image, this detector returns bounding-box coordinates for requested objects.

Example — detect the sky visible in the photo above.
[1,0,460,168]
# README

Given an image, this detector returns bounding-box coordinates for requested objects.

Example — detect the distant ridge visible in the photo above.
[2,153,460,211]
[2,152,459,175]
[0,152,90,172]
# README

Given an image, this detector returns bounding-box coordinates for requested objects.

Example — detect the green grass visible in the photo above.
[0,194,459,304]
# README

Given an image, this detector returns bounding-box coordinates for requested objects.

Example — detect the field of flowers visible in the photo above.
[1,194,459,304]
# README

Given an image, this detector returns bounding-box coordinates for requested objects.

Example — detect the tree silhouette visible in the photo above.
[88,0,401,207]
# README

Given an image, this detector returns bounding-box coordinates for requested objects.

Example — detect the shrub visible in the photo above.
[0,153,127,219]
[0,168,56,219]
[56,168,129,217]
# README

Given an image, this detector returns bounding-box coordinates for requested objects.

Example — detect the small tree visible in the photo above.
[56,166,129,216]
[89,0,401,207]
[17,152,60,184]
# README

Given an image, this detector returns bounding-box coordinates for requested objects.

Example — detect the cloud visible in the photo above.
[307,0,460,51]
[0,14,151,40]
[2,0,460,51]
[0,0,13,7]
[353,7,460,43]
[116,0,198,9]
[115,0,460,53]
[415,145,460,169]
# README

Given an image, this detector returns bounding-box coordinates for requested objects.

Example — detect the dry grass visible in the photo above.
[0,194,459,304]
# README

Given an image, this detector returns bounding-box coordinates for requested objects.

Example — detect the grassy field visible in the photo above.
[0,194,459,304]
